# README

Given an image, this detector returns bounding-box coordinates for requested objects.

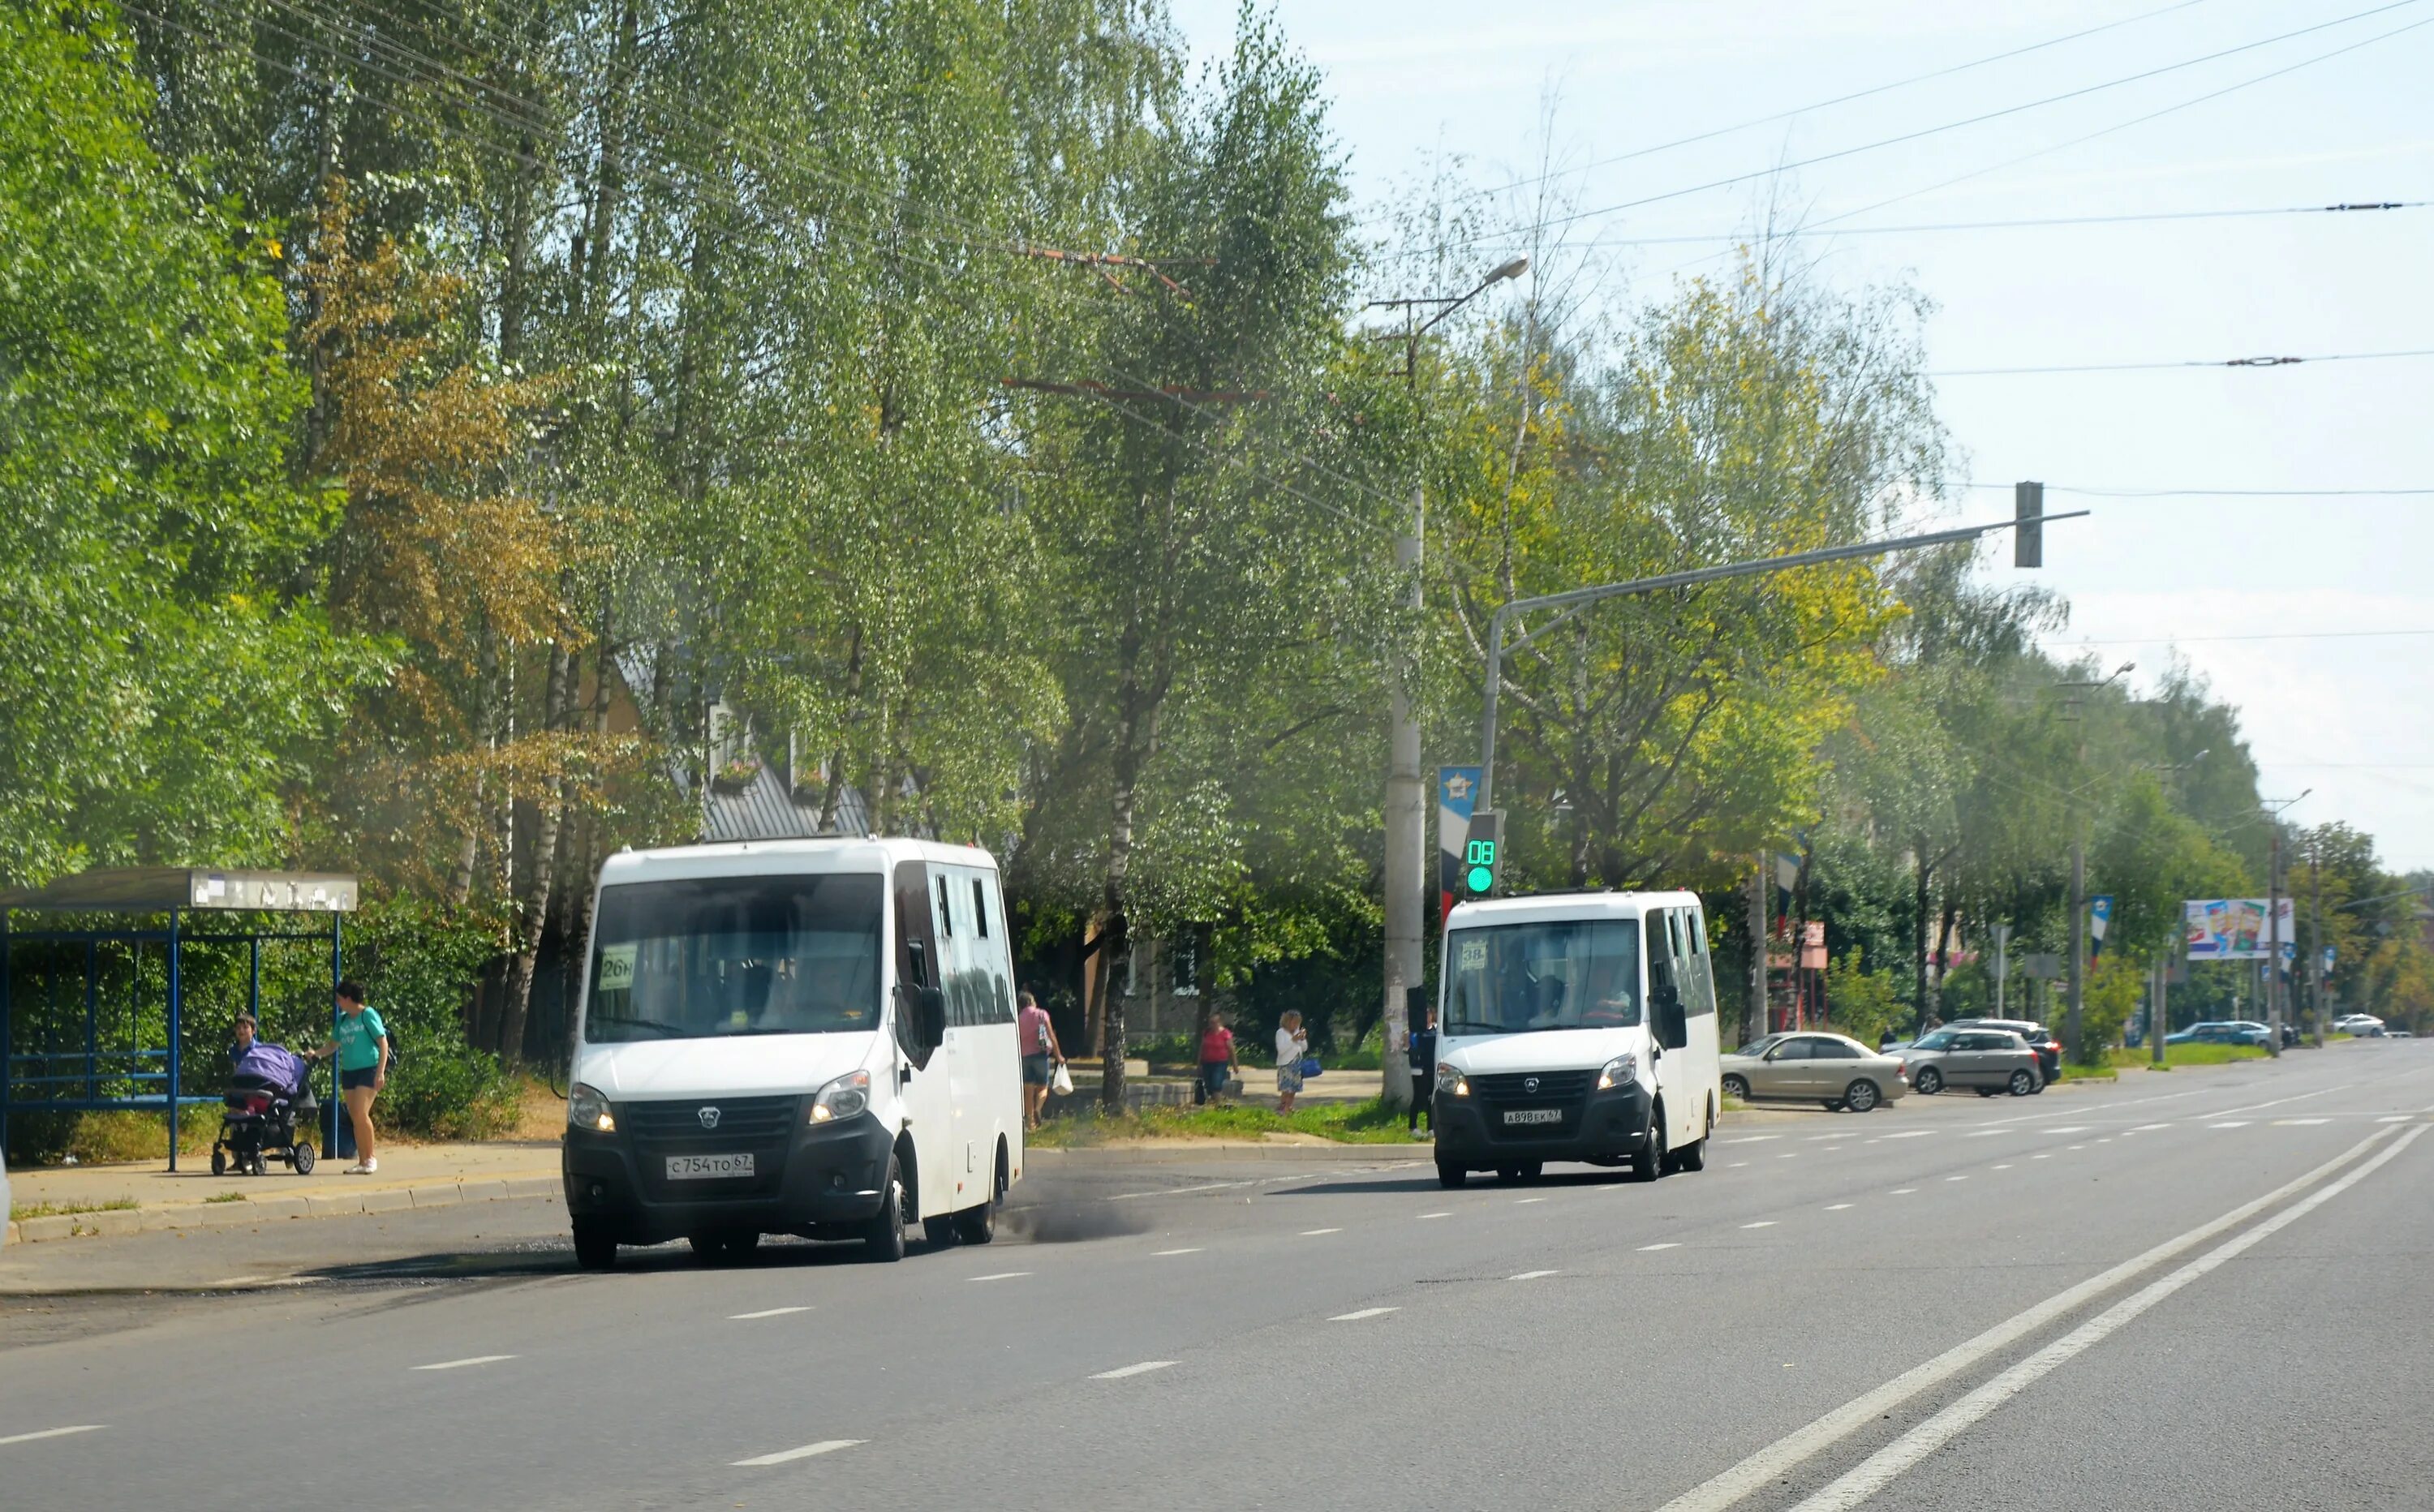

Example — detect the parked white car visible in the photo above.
[2335,1014,2385,1037]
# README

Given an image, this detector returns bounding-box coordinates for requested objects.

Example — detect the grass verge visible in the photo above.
[203,1190,247,1204]
[2057,1063,2119,1082]
[1029,1096,1422,1148]
[2108,1043,2271,1070]
[9,1196,140,1222]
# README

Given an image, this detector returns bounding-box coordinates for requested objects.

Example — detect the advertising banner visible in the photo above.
[2182,898,2296,960]
[1436,767,1481,921]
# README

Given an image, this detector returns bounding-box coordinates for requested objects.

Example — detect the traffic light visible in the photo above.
[2015,480,2043,569]
[1461,809,1504,898]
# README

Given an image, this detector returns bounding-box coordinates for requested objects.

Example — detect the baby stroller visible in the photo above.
[213,1042,318,1176]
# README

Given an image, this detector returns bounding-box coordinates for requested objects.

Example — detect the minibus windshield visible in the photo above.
[1443,919,1641,1036]
[585,874,883,1042]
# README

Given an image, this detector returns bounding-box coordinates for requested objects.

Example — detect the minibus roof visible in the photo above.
[1444,890,1701,929]
[598,836,997,887]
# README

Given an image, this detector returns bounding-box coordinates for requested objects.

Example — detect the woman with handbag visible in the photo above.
[1275,1009,1309,1114]
[1017,990,1063,1130]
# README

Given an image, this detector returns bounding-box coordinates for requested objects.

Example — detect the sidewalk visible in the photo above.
[6,1140,562,1247]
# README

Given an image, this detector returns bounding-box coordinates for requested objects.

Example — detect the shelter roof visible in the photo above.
[0,867,359,913]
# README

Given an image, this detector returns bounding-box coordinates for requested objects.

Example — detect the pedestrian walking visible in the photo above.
[303,981,388,1174]
[1017,990,1062,1130]
[1275,1009,1308,1114]
[1198,1015,1236,1105]
[1407,1006,1439,1135]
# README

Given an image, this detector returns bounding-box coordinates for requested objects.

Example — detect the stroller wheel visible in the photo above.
[292,1142,316,1175]
[248,1152,269,1177]
[211,1148,227,1177]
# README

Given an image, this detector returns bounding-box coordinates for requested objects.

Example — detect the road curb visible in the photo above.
[5,1172,565,1246]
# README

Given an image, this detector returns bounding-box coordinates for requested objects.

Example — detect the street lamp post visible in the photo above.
[1369,257,1529,1111]
[2058,662,2135,1066]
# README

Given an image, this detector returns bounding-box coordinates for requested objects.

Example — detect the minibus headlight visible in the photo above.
[568,1082,614,1133]
[811,1069,871,1124]
[1435,1062,1469,1097]
[1597,1054,1638,1091]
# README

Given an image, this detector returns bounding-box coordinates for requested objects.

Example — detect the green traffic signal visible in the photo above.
[1465,864,1493,893]
[1460,812,1503,897]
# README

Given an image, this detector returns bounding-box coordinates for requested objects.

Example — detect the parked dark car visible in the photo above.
[1941,1018,2058,1088]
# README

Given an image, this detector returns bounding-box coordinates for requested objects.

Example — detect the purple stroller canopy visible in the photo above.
[231,1042,308,1097]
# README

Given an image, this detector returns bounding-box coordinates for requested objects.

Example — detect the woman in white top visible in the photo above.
[1275,1009,1308,1113]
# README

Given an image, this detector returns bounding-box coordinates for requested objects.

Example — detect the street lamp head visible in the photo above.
[2114,660,2136,679]
[1487,256,1530,284]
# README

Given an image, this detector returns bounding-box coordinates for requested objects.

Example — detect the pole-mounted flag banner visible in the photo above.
[2088,896,2114,956]
[1437,767,1481,921]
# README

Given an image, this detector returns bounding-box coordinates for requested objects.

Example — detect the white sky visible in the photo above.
[1170,0,2434,868]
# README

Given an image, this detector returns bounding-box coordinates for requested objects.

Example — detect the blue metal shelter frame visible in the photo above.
[1,868,359,1171]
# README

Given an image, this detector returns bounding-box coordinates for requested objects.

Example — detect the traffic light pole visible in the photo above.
[1470,512,2086,818]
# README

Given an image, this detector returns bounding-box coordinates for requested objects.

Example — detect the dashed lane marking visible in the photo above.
[1110,1180,1254,1201]
[1725,1136,1782,1145]
[0,1427,104,1447]
[1873,1131,1934,1141]
[1301,1227,1343,1236]
[1742,1221,1778,1229]
[2276,1118,2330,1127]
[412,1355,517,1372]
[1993,1164,2014,1171]
[1418,1213,1451,1220]
[729,1307,811,1320]
[1515,1197,1547,1205]
[1946,1175,1968,1182]
[1329,1307,1399,1321]
[1154,1248,1204,1256]
[2209,1122,2251,1130]
[2135,1123,2174,1131]
[1509,1269,1559,1281]
[968,1272,1031,1282]
[1638,1242,1681,1251]
[1091,1361,1176,1380]
[1825,1204,1854,1211]
[1890,1188,1917,1195]
[733,1440,864,1467]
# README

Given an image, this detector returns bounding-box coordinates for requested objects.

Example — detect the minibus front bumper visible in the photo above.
[563,1100,895,1242]
[1432,1076,1654,1167]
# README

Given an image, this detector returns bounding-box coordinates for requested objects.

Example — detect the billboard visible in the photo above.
[2182,898,2296,960]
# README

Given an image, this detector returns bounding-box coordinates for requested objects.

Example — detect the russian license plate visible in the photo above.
[1503,1108,1563,1127]
[665,1153,755,1180]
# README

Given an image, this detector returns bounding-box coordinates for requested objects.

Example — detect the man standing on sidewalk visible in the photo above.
[1407,1006,1438,1136]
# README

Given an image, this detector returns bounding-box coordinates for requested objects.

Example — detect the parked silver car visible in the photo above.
[1904,1027,2041,1097]
[1721,1032,1908,1113]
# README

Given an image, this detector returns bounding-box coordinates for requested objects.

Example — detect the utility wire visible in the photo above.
[1442,0,2217,211]
[1572,199,2426,247]
[1933,346,2434,376]
[1458,0,2424,247]
[1961,483,2434,497]
[2052,629,2434,646]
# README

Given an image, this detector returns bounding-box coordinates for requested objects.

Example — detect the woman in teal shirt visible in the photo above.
[306,981,389,1175]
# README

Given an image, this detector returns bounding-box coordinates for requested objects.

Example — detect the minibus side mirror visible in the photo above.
[918,986,947,1050]
[906,939,931,989]
[1652,985,1688,1051]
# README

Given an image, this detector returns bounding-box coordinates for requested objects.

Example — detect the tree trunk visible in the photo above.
[1097,645,1162,1114]
[500,615,576,1064]
[1933,898,1959,1020]
[1912,836,1933,1033]
[819,625,864,835]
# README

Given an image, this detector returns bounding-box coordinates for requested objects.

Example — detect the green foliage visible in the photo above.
[2076,956,2145,1062]
[1822,947,1906,1049]
[343,896,522,1139]
[0,8,368,885]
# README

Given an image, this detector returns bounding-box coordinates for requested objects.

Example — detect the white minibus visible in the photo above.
[562,838,1024,1267]
[1430,891,1722,1188]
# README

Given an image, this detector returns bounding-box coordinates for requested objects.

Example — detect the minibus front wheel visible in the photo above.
[863,1158,907,1263]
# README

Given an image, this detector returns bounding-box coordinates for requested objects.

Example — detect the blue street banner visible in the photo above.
[2322,945,2337,978]
[1437,767,1481,918]
[2088,896,2114,956]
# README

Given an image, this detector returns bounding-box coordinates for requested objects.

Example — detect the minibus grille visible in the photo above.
[624,1094,800,1142]
[1469,1070,1595,1102]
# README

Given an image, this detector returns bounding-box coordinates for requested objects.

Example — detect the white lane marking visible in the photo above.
[1154,1248,1204,1256]
[412,1355,517,1372]
[2276,1118,2330,1127]
[1993,1164,2014,1171]
[1890,1188,1917,1195]
[729,1306,812,1320]
[1418,1213,1451,1220]
[1807,1134,1840,1142]
[1825,1204,1854,1211]
[2044,1127,2089,1135]
[1966,1130,2006,1138]
[1638,1242,1681,1251]
[733,1439,864,1467]
[1728,1162,1749,1168]
[1783,1126,2428,1512]
[2210,1084,2355,1120]
[2209,1122,2251,1130]
[1091,1360,1176,1380]
[1742,1221,1778,1229]
[1778,1153,1801,1160]
[1109,1179,1254,1201]
[2097,1138,2114,1144]
[2135,1123,2174,1131]
[1946,1175,1970,1181]
[2380,1115,2414,1123]
[1515,1197,1547,1205]
[2067,1145,2085,1150]
[0,1426,105,1446]
[2033,1153,2052,1159]
[968,1271,1031,1282]
[1826,1145,1847,1151]
[1651,1124,2403,1512]
[1874,1131,1933,1141]
[1329,1307,1399,1321]
[1509,1269,1559,1281]
[1725,1135,1782,1145]
[1301,1227,1343,1236]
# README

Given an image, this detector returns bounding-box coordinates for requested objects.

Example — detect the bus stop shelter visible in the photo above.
[1,867,358,1170]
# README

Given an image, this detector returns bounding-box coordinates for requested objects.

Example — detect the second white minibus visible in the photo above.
[1430,890,1722,1188]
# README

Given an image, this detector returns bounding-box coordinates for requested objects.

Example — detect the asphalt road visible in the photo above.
[4,1040,2430,1511]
